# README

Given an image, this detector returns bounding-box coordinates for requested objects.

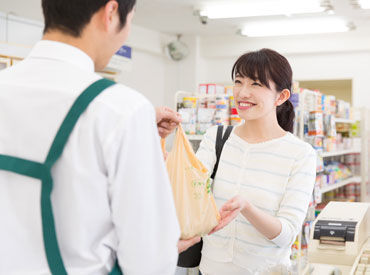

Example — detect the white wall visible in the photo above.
[117,49,167,107]
[289,52,370,108]
[0,12,176,108]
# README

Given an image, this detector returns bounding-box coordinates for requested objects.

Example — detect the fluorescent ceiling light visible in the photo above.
[240,17,351,37]
[199,0,326,19]
[358,0,370,9]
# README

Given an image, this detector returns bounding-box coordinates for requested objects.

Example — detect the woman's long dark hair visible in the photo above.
[231,48,295,133]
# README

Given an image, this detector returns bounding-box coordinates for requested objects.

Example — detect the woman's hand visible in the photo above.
[177,236,201,253]
[209,195,249,235]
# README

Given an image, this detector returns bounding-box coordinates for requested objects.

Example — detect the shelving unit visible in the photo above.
[174,90,237,148]
[297,89,368,202]
[335,118,357,124]
[186,135,203,141]
[320,149,361,158]
[320,176,362,194]
[296,88,369,274]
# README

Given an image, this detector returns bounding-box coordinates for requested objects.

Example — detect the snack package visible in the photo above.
[162,125,220,239]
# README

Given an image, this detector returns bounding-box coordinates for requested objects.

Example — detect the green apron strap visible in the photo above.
[0,78,122,274]
[0,155,66,274]
[109,261,123,275]
[45,78,115,168]
[0,155,47,179]
[41,78,118,274]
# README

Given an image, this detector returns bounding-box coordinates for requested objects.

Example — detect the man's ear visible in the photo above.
[102,0,120,33]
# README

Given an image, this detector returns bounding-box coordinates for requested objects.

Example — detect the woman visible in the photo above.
[197,49,316,274]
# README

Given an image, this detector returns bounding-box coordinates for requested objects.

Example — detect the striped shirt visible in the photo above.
[196,126,316,274]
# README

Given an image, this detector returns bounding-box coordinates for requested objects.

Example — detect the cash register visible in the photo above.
[309,201,370,268]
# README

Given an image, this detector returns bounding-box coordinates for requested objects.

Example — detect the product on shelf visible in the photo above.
[196,108,215,135]
[323,137,337,152]
[183,97,197,108]
[225,85,233,95]
[183,124,196,135]
[230,108,242,126]
[316,154,324,172]
[199,97,207,108]
[351,121,361,137]
[215,95,229,109]
[214,109,229,126]
[324,161,353,184]
[290,92,299,108]
[179,89,242,135]
[323,114,337,137]
[336,99,351,119]
[199,83,225,95]
[308,111,324,136]
[345,153,361,176]
[178,108,197,135]
[198,84,208,95]
[316,182,361,209]
[207,96,216,109]
[197,123,213,135]
[306,136,323,150]
[178,108,196,124]
[322,94,336,114]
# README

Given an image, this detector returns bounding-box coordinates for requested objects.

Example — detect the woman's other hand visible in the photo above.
[209,195,249,235]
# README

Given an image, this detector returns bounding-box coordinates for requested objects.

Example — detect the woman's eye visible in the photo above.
[252,82,262,87]
[234,80,242,85]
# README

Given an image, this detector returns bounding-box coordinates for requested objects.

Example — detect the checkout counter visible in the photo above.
[308,201,370,275]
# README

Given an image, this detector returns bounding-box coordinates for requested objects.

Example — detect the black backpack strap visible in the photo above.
[210,125,233,180]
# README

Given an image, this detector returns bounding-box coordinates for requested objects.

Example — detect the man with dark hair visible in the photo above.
[0,0,199,274]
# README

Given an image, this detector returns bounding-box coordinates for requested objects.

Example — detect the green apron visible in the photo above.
[0,78,123,275]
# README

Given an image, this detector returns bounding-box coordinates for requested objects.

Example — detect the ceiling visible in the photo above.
[1,0,370,36]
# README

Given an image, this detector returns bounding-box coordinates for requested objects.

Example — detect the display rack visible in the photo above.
[320,176,362,194]
[320,149,361,158]
[295,88,369,274]
[297,89,368,202]
[174,90,238,149]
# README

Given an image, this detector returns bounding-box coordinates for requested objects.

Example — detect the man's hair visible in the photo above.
[42,0,136,37]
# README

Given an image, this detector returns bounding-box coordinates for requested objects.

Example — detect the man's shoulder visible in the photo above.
[95,80,153,115]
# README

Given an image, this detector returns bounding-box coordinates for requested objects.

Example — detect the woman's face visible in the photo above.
[233,75,279,122]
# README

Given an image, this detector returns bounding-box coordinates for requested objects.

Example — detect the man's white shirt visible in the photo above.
[0,40,180,275]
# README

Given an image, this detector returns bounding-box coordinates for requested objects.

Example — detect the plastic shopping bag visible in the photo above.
[162,125,220,239]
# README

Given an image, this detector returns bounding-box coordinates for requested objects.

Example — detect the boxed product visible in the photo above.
[183,97,197,109]
[197,108,215,123]
[214,109,229,125]
[199,84,208,95]
[178,108,196,124]
[225,86,233,95]
[308,111,324,136]
[205,84,225,95]
[207,96,216,109]
[215,95,229,109]
[182,123,196,135]
[197,123,213,135]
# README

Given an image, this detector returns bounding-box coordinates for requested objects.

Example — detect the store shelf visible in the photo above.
[334,118,356,124]
[320,149,361,158]
[320,176,362,194]
[186,135,203,141]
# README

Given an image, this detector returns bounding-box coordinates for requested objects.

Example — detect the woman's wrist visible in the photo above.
[241,198,252,214]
